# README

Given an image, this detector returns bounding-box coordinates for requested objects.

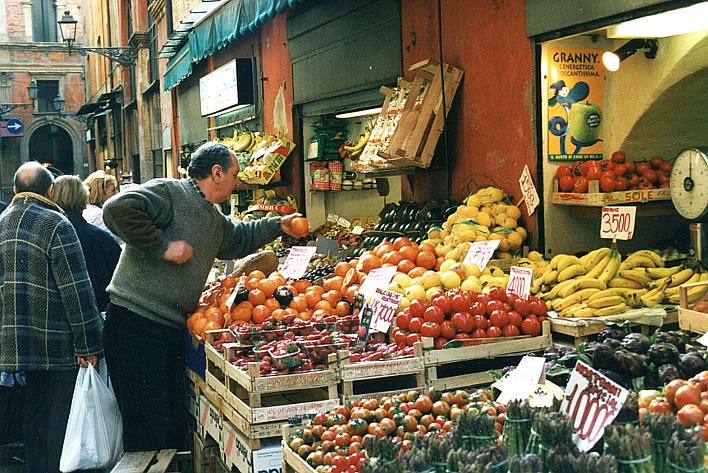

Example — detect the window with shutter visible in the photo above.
[32,0,58,42]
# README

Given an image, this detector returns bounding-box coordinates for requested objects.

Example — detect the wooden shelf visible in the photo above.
[567,200,677,219]
[235,180,288,190]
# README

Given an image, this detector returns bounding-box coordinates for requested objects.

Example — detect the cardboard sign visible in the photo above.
[368,288,403,333]
[358,266,397,298]
[506,266,534,299]
[357,307,374,349]
[496,356,546,405]
[600,206,636,240]
[316,237,339,257]
[327,214,340,223]
[696,330,708,347]
[280,246,316,279]
[519,165,540,216]
[560,361,629,451]
[463,240,501,270]
[338,217,351,228]
[352,226,364,235]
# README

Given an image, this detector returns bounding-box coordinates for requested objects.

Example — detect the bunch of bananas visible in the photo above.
[339,128,371,159]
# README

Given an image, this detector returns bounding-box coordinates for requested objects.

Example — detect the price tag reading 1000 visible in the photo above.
[600,206,636,240]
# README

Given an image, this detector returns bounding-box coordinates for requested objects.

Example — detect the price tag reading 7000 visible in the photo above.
[600,206,636,240]
[463,240,501,270]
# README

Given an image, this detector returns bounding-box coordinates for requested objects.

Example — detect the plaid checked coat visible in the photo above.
[0,193,103,371]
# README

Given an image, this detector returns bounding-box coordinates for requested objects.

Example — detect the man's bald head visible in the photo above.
[14,162,55,197]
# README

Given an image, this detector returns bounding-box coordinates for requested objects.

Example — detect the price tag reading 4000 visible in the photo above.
[561,361,629,451]
[506,266,533,299]
[600,206,636,240]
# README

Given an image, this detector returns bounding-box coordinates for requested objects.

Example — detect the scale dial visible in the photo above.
[670,148,708,220]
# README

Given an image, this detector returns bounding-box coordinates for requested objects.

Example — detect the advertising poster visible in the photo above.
[547,48,605,161]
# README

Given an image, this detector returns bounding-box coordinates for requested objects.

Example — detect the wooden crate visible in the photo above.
[678,281,708,333]
[551,308,679,347]
[221,420,284,473]
[422,321,552,390]
[109,450,191,473]
[203,330,230,400]
[552,178,671,206]
[377,58,464,168]
[282,425,318,473]
[337,342,425,399]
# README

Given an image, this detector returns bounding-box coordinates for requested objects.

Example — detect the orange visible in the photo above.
[374,242,394,258]
[357,254,382,274]
[206,309,225,327]
[407,266,426,279]
[397,259,416,274]
[399,245,419,262]
[322,290,342,307]
[249,270,266,280]
[307,285,325,298]
[416,251,437,270]
[289,296,308,312]
[271,308,286,321]
[312,309,330,319]
[293,279,312,294]
[314,300,333,314]
[435,256,444,271]
[244,277,260,291]
[248,288,266,306]
[297,310,313,321]
[221,276,237,288]
[204,320,222,332]
[269,273,286,286]
[236,300,254,312]
[291,217,310,236]
[283,307,298,316]
[345,285,360,302]
[324,276,344,292]
[334,262,352,278]
[335,301,351,316]
[258,278,278,297]
[264,297,281,312]
[393,237,412,251]
[419,243,436,254]
[231,305,252,323]
[382,251,403,266]
[304,291,321,309]
[251,304,272,324]
[193,317,207,337]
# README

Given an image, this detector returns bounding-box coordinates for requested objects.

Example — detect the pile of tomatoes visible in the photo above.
[556,151,672,194]
[392,286,547,350]
[285,387,505,473]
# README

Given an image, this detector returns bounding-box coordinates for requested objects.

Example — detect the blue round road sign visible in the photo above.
[6,118,23,134]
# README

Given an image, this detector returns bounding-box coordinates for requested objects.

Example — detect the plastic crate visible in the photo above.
[185,330,206,380]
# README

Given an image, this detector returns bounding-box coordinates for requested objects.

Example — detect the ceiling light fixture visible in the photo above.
[607,2,708,38]
[602,38,658,72]
[335,107,382,119]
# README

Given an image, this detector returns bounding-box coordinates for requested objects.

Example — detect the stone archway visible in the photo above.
[20,116,84,175]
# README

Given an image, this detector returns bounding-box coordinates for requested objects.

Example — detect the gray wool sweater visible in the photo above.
[103,178,282,328]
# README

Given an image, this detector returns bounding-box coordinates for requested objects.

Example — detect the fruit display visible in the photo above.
[555,151,673,193]
[241,193,297,221]
[429,186,527,261]
[533,245,708,318]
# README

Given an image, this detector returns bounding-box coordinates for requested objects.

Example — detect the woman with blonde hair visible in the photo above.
[53,175,121,312]
[83,170,122,244]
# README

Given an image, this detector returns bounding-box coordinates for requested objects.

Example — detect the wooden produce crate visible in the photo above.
[221,420,283,473]
[550,308,679,347]
[678,281,708,333]
[422,321,552,390]
[203,330,230,400]
[552,178,671,206]
[109,450,192,473]
[282,425,318,473]
[337,342,425,400]
[377,59,464,169]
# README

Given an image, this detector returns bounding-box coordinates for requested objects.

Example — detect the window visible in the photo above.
[32,0,58,42]
[36,80,59,113]
[148,11,158,83]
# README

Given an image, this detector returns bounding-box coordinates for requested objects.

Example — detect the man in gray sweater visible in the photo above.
[101,141,305,451]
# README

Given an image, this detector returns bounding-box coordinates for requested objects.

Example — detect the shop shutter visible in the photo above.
[178,85,209,146]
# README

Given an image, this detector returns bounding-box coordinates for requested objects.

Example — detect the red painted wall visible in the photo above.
[401,0,536,233]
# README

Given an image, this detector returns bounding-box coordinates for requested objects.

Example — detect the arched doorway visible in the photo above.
[28,124,74,175]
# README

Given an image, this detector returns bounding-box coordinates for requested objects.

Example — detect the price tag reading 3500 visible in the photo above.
[463,240,501,270]
[600,206,636,240]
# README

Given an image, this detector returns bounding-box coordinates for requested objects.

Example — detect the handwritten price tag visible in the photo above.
[496,355,546,405]
[352,226,364,235]
[561,361,629,451]
[463,240,501,270]
[368,288,403,333]
[600,206,636,240]
[506,266,534,299]
[519,165,540,216]
[358,266,397,298]
[280,246,316,279]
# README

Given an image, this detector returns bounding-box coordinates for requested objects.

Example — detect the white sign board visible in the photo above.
[280,246,316,280]
[496,355,547,405]
[519,165,540,216]
[600,206,636,240]
[358,266,397,298]
[368,288,403,333]
[200,60,240,116]
[463,240,501,270]
[506,266,534,299]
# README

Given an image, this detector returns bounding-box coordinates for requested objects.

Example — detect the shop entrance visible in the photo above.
[28,124,74,175]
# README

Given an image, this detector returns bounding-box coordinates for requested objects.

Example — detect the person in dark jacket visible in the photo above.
[52,175,121,312]
[0,162,102,473]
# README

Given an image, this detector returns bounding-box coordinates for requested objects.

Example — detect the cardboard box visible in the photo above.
[221,421,283,473]
[253,439,283,473]
[199,395,222,443]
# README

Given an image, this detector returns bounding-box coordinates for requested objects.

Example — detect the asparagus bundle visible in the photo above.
[447,443,508,473]
[641,412,681,473]
[544,448,618,473]
[395,435,455,473]
[604,424,654,473]
[503,400,534,456]
[507,454,544,473]
[450,409,498,450]
[665,427,705,473]
[527,410,576,455]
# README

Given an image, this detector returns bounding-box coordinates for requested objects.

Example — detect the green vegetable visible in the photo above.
[665,426,704,473]
[604,424,654,473]
[502,400,533,456]
[641,412,682,473]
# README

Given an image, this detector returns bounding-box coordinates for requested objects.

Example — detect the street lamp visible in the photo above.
[53,94,65,114]
[57,10,137,66]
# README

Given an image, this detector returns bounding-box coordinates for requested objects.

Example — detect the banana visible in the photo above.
[558,278,606,299]
[543,269,559,286]
[624,292,644,308]
[668,268,695,288]
[617,269,652,287]
[628,250,664,268]
[586,253,612,279]
[548,254,566,270]
[558,302,587,317]
[235,132,254,152]
[608,277,644,289]
[557,264,586,283]
[588,295,624,308]
[572,307,597,318]
[593,303,628,317]
[588,288,641,303]
[645,266,680,279]
[556,288,602,311]
[598,247,621,285]
[557,255,582,274]
[581,247,611,272]
[342,129,371,153]
[619,255,658,270]
[668,273,708,304]
[546,278,581,300]
[640,279,669,308]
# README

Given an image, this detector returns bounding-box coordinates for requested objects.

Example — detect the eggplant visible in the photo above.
[620,333,651,354]
[599,369,627,388]
[654,331,685,352]
[604,338,622,351]
[598,327,626,342]
[679,352,707,378]
[647,343,680,365]
[614,349,648,378]
[592,343,616,370]
[658,363,681,385]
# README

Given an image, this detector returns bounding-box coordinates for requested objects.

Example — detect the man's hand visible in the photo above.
[77,355,98,368]
[163,240,193,264]
[281,213,309,238]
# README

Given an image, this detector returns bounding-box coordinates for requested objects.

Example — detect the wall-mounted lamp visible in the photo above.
[335,107,382,119]
[602,39,658,72]
[53,94,65,114]
[58,10,137,66]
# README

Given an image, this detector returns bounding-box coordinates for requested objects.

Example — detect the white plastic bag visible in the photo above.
[59,363,123,472]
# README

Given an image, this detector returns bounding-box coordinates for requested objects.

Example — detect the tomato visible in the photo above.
[395,312,410,330]
[558,175,575,192]
[431,294,452,314]
[599,176,615,192]
[659,161,672,173]
[335,432,351,447]
[472,314,487,330]
[556,165,572,179]
[511,298,529,316]
[611,151,626,164]
[421,322,441,338]
[486,300,503,314]
[489,309,509,327]
[599,160,615,171]
[408,299,428,318]
[440,320,456,339]
[507,310,523,327]
[502,324,520,337]
[406,332,421,346]
[408,317,423,333]
[649,156,664,170]
[521,317,541,336]
[423,305,445,324]
[613,164,628,177]
[489,286,507,303]
[642,170,658,183]
[573,177,588,193]
[647,397,671,414]
[675,384,701,409]
[677,404,704,427]
[628,174,640,187]
[571,160,584,176]
[665,379,688,406]
[636,162,651,174]
[529,300,547,316]
[433,337,448,349]
[487,326,502,338]
[470,301,486,317]
[638,179,654,190]
[614,177,629,191]
[586,165,601,180]
[393,328,408,345]
[451,312,473,333]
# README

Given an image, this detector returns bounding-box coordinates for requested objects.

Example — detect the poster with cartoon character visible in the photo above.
[548,48,605,161]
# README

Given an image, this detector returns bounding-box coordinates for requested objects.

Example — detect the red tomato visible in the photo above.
[611,151,626,163]
[675,384,701,409]
[502,324,520,337]
[489,286,507,303]
[677,404,704,427]
[512,298,530,316]
[408,317,423,333]
[556,165,572,179]
[642,170,658,183]
[424,305,445,324]
[636,162,651,174]
[508,310,523,327]
[450,294,469,313]
[470,301,486,317]
[408,300,428,319]
[666,379,688,406]
[599,176,615,192]
[487,326,502,338]
[471,328,487,338]
[473,314,488,330]
[571,160,584,176]
[659,161,672,173]
[614,177,629,191]
[586,166,601,180]
[406,332,421,346]
[521,317,541,336]
[395,312,410,330]
[599,160,615,171]
[393,329,408,345]
[638,179,653,190]
[431,294,452,314]
[529,300,547,316]
[486,300,502,314]
[489,310,509,327]
[649,156,664,170]
[647,398,671,414]
[559,175,575,191]
[579,161,595,175]
[613,164,628,177]
[658,174,670,185]
[451,312,473,333]
[440,320,456,339]
[625,161,636,173]
[421,322,441,338]
[433,337,448,350]
[628,174,640,187]
[573,177,589,193]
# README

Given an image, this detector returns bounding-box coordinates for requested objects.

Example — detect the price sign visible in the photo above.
[358,266,397,298]
[327,213,340,223]
[352,226,364,235]
[462,240,501,270]
[506,266,534,299]
[280,246,316,279]
[496,356,547,405]
[600,206,636,240]
[561,361,629,451]
[519,165,540,216]
[338,217,351,228]
[368,288,403,333]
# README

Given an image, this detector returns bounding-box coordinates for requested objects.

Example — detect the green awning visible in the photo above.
[189,0,306,64]
[163,43,192,91]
